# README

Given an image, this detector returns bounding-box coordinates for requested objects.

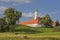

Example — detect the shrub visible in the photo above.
[53,26,60,32]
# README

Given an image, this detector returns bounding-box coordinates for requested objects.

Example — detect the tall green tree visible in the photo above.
[4,8,22,32]
[42,14,52,27]
[4,8,22,25]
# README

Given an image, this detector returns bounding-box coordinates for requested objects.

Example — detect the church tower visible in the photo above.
[34,10,38,19]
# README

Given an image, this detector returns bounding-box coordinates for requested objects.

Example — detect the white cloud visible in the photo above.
[0,6,7,12]
[0,0,10,2]
[22,13,34,17]
[22,12,46,18]
[0,0,32,4]
[0,0,32,6]
[11,0,31,3]
[0,6,7,17]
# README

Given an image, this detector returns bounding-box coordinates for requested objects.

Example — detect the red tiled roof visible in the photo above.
[20,18,42,25]
[20,18,57,27]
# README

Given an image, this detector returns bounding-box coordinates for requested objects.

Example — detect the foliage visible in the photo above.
[4,8,22,25]
[0,8,22,32]
[3,8,22,32]
[42,14,52,27]
[53,26,60,32]
[0,18,7,32]
[55,20,60,26]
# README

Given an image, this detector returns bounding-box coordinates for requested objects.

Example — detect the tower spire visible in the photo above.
[34,10,38,19]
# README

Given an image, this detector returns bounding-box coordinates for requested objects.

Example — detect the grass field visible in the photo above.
[0,25,60,40]
[15,25,54,33]
[0,32,60,40]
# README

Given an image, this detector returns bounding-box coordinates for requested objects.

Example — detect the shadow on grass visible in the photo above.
[15,29,42,34]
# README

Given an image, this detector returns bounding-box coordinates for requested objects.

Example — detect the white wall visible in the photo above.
[27,23,43,27]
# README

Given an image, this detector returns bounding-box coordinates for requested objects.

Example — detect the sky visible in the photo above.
[0,0,60,22]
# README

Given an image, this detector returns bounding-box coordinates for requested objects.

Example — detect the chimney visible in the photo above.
[34,10,38,19]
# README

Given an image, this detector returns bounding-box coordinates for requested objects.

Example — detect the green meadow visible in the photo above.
[0,25,60,40]
[0,7,60,40]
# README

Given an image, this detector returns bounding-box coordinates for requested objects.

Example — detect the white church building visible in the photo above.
[20,10,57,27]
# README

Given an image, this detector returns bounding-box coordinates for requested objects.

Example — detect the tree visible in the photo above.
[4,8,22,32]
[55,20,59,26]
[42,14,52,27]
[4,8,22,24]
[0,18,6,32]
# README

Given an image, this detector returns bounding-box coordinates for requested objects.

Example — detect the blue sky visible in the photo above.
[0,0,60,22]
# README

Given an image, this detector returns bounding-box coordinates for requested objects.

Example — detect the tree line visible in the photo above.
[42,14,60,27]
[0,8,22,32]
[0,8,60,32]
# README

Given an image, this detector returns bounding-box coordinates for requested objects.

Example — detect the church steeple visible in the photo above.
[34,10,38,19]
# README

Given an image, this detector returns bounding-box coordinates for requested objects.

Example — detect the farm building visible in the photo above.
[20,10,57,27]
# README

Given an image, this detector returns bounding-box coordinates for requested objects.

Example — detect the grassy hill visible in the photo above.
[15,25,54,33]
[0,25,60,40]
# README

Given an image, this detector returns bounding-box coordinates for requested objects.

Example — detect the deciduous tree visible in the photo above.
[4,8,22,32]
[42,14,52,27]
